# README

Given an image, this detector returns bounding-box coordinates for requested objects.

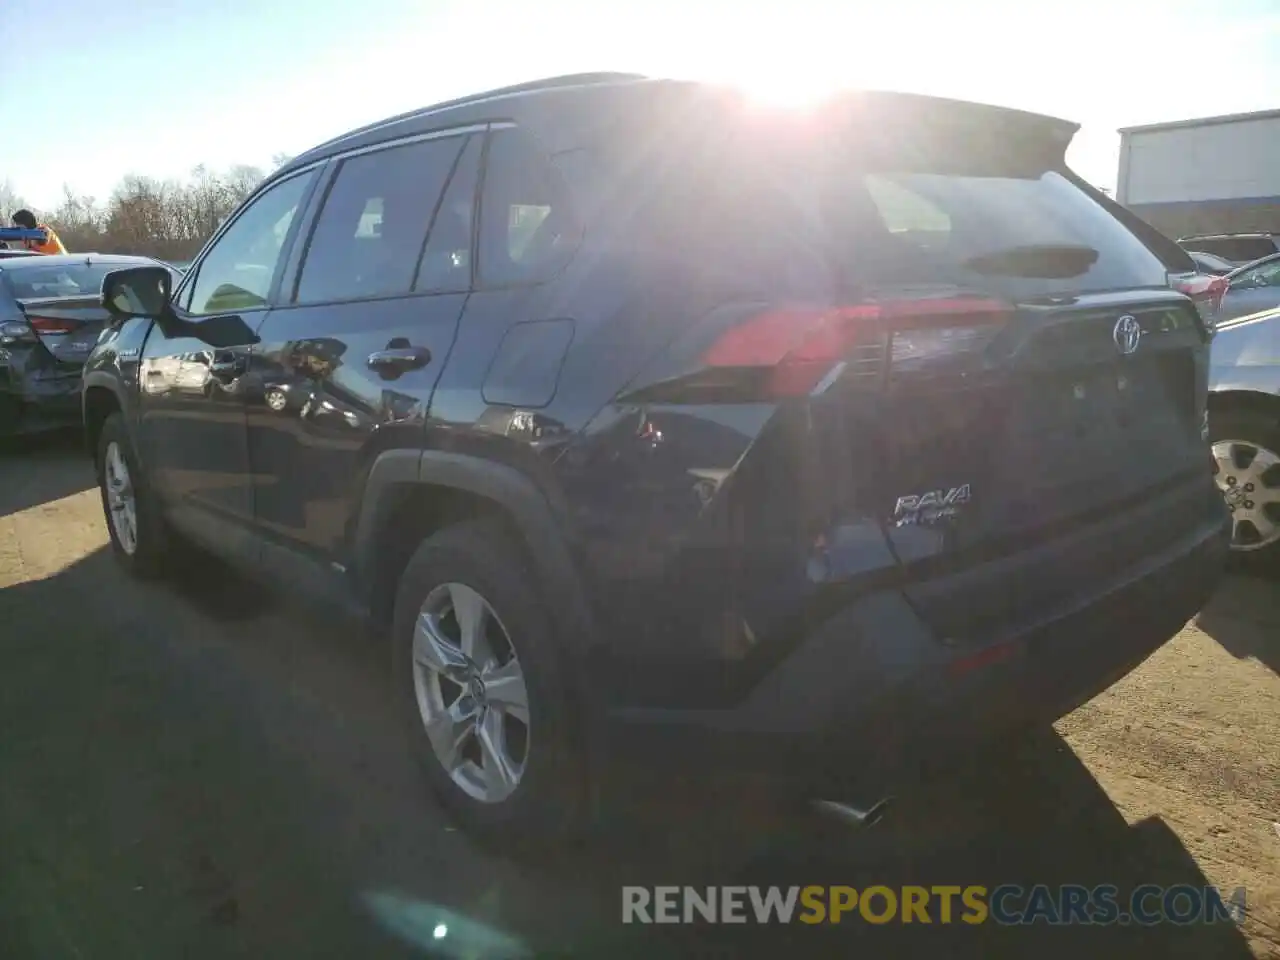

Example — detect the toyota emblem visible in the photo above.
[1113,315,1142,355]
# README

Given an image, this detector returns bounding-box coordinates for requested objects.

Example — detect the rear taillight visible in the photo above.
[0,321,35,345]
[26,315,78,334]
[1170,272,1225,327]
[702,297,1012,397]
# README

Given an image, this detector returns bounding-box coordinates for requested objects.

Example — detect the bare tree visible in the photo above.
[6,162,279,258]
[49,186,105,252]
[226,164,266,201]
[0,179,29,225]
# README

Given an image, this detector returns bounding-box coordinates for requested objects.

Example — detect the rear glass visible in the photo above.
[633,123,1171,300]
[1188,251,1235,273]
[1,262,120,300]
[1189,237,1279,263]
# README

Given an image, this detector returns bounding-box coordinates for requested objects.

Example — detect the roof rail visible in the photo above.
[452,72,649,105]
[300,72,649,160]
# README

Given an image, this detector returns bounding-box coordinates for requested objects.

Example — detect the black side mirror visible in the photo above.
[190,314,259,349]
[101,264,258,349]
[102,266,172,319]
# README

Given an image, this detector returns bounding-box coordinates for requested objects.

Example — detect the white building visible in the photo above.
[1116,108,1280,239]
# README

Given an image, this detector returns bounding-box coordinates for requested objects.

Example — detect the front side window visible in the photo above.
[295,135,466,304]
[185,171,315,316]
[477,129,580,287]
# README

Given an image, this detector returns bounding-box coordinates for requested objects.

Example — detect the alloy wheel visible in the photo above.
[1213,439,1280,551]
[103,441,138,555]
[412,582,530,803]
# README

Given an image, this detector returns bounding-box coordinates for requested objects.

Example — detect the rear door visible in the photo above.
[636,102,1213,563]
[841,168,1205,551]
[245,128,482,570]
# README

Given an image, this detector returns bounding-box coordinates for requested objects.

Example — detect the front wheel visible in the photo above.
[1210,404,1280,567]
[96,413,170,577]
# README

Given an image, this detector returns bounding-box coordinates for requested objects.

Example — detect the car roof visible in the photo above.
[0,253,157,272]
[278,73,1080,179]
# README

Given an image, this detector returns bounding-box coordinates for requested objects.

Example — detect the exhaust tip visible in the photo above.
[811,797,893,830]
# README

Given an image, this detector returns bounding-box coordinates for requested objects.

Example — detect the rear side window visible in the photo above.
[634,122,1172,300]
[296,135,466,304]
[414,135,482,293]
[2,262,119,300]
[477,129,580,287]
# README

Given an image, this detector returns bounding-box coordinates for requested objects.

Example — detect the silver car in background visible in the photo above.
[1209,307,1280,562]
[1215,252,1280,324]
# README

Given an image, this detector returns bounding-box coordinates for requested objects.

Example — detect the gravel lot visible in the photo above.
[1,432,1277,959]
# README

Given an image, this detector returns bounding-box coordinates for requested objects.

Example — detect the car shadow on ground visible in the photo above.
[0,428,94,516]
[0,547,1259,959]
[1198,568,1280,676]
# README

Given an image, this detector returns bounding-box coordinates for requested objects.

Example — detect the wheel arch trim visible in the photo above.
[353,449,598,658]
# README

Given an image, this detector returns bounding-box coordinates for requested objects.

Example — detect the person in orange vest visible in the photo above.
[11,209,67,255]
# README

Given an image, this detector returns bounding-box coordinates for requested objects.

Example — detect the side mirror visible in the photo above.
[102,266,172,319]
[190,313,259,349]
[101,265,258,349]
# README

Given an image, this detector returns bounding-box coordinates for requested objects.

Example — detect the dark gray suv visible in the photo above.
[83,74,1231,845]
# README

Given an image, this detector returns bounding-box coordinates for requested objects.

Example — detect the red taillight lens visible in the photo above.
[1208,276,1229,312]
[702,297,1011,397]
[1171,272,1224,325]
[26,315,78,334]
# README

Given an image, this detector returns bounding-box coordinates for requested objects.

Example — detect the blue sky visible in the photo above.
[3,0,1279,210]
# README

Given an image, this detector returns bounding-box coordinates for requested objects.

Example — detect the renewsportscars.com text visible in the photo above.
[622,884,1247,926]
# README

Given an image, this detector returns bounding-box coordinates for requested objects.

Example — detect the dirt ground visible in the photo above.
[1,432,1277,959]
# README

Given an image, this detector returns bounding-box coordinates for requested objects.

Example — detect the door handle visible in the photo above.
[367,346,431,372]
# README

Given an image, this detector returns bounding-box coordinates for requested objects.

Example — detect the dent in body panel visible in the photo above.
[556,401,774,699]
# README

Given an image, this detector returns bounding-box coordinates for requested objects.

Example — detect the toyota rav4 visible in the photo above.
[84,73,1231,844]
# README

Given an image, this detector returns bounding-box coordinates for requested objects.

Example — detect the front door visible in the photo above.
[137,168,319,557]
[245,129,483,568]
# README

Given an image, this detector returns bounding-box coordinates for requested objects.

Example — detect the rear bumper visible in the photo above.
[0,357,83,434]
[602,480,1231,794]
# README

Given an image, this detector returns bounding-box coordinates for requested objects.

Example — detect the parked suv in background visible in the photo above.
[84,74,1230,845]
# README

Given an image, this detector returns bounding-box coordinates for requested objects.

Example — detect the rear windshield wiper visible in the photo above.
[962,243,1099,279]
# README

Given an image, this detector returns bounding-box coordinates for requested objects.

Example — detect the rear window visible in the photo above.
[1,262,120,300]
[1188,251,1235,273]
[633,122,1171,300]
[1187,237,1279,263]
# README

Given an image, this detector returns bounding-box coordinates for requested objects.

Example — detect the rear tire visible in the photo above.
[1210,403,1280,569]
[96,412,171,578]
[391,518,586,849]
